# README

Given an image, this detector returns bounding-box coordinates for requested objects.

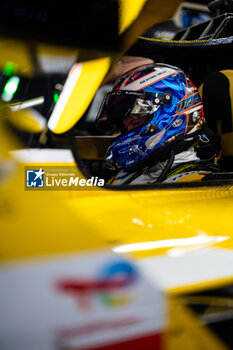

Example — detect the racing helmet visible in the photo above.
[96,63,205,171]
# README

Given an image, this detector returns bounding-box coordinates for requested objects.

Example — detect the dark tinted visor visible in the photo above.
[95,90,154,133]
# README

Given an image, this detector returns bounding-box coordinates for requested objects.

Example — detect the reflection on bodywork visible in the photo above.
[112,234,229,254]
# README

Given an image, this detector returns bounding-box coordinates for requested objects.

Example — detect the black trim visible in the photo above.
[128,35,233,69]
[203,71,233,133]
[180,283,233,349]
[70,132,233,191]
[154,150,175,183]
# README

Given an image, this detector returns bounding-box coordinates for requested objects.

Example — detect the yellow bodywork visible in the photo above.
[167,297,228,350]
[48,57,112,134]
[2,112,233,347]
[0,0,233,348]
[3,126,233,348]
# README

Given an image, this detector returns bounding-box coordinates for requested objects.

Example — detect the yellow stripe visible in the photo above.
[168,298,229,350]
[139,35,215,44]
[118,0,147,34]
[168,275,233,296]
[198,82,203,99]
[48,57,111,134]
[7,108,46,134]
[177,173,206,182]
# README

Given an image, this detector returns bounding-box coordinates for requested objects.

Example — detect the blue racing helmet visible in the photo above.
[96,63,205,171]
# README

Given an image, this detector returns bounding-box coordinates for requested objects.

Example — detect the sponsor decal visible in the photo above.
[172,118,183,128]
[176,95,200,113]
[56,316,142,339]
[121,68,175,91]
[167,163,196,178]
[56,261,138,311]
[139,71,164,85]
[0,253,165,350]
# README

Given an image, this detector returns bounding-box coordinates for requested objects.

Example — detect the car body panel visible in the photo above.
[10,146,233,295]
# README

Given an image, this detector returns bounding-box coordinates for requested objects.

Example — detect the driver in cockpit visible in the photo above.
[96,63,221,185]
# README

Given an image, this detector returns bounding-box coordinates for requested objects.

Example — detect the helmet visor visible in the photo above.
[95,90,155,133]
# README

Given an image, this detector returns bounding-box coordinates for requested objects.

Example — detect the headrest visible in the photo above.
[200,70,233,157]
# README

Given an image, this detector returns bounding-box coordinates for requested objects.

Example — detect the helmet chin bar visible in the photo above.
[110,124,218,174]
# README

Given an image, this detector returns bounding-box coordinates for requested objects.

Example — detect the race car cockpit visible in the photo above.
[2,3,233,350]
[2,0,233,189]
[64,0,233,188]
